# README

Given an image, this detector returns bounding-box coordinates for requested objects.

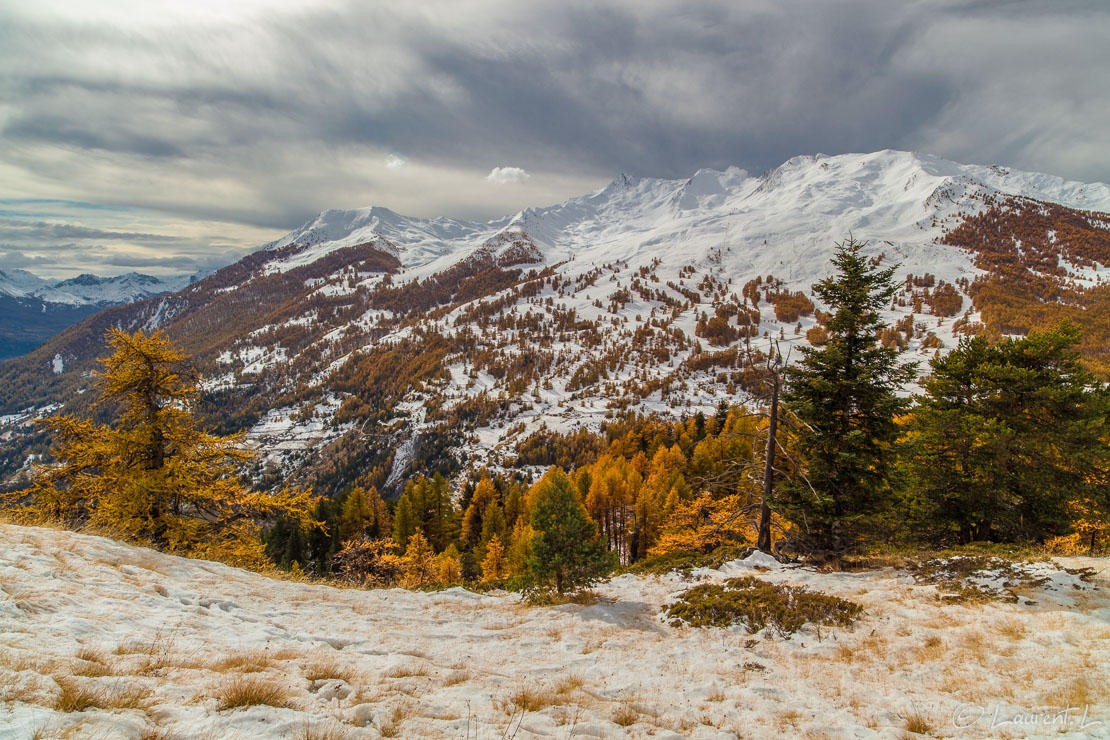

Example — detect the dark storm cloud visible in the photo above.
[0,0,1108,272]
[0,219,186,243]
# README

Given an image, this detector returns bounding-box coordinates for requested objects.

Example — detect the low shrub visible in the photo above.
[665,576,862,634]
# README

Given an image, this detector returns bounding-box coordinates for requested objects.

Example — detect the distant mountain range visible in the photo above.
[0,270,193,361]
[3,150,1109,495]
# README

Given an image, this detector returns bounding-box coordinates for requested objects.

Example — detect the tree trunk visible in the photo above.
[757,374,779,554]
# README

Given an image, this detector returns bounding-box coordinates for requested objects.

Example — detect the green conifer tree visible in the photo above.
[777,237,915,551]
[391,495,416,551]
[527,468,616,593]
[902,323,1110,542]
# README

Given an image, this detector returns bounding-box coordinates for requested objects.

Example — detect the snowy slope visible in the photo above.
[6,149,1110,487]
[0,269,48,298]
[260,150,1110,285]
[1,522,1107,739]
[0,269,191,306]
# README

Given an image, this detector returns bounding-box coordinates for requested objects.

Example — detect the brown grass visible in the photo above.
[0,649,50,673]
[71,646,117,677]
[302,656,356,683]
[116,632,185,676]
[383,663,429,679]
[903,709,933,735]
[996,617,1028,641]
[1062,675,1103,707]
[554,673,584,696]
[612,704,640,727]
[211,649,277,674]
[501,685,561,713]
[53,676,151,712]
[295,719,352,740]
[377,703,415,737]
[215,675,292,710]
[442,670,471,687]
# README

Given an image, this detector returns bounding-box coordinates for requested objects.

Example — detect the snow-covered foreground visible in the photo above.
[1,524,1108,739]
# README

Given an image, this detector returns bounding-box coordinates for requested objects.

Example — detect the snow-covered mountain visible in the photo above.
[3,150,1110,493]
[0,269,194,363]
[0,269,191,306]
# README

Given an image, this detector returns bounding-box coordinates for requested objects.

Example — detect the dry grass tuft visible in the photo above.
[383,662,429,679]
[215,675,292,710]
[117,632,185,676]
[53,676,151,712]
[295,718,352,740]
[903,709,933,735]
[705,686,727,702]
[302,656,356,683]
[612,704,640,727]
[377,703,415,737]
[554,673,584,696]
[501,685,561,714]
[442,670,471,687]
[0,649,50,674]
[71,646,117,677]
[211,649,277,674]
[996,617,1028,641]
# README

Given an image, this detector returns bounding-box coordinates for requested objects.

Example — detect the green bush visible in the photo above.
[666,576,862,634]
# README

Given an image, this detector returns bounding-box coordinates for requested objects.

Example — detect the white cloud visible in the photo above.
[486,166,531,185]
[385,154,408,169]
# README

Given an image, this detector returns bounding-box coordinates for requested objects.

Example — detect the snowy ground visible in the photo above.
[1,524,1108,739]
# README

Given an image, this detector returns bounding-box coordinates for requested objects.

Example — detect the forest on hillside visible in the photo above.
[4,238,1108,599]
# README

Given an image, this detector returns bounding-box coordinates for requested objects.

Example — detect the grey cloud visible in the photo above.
[0,220,186,243]
[0,0,1107,274]
[0,250,53,268]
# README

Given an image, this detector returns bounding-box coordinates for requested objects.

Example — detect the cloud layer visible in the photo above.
[1,0,1108,276]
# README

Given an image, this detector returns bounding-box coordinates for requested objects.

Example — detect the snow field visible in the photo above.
[1,523,1108,739]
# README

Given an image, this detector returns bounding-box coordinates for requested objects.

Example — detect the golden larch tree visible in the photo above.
[7,328,314,564]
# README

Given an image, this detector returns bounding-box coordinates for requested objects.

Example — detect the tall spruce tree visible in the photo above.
[777,237,915,551]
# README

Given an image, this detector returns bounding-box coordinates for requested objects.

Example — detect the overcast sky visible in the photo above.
[1,0,1108,279]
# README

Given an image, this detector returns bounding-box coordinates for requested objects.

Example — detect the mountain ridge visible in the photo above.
[3,149,1110,495]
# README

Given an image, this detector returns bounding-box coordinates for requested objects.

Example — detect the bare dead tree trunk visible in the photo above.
[757,368,778,554]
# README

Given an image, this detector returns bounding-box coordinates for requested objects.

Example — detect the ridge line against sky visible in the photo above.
[1,0,1108,279]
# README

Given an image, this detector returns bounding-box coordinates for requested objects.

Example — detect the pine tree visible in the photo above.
[263,513,309,570]
[306,497,341,575]
[478,501,506,551]
[902,323,1109,543]
[461,477,497,548]
[395,474,457,551]
[338,485,390,543]
[391,495,416,551]
[10,329,314,563]
[777,238,915,552]
[527,468,616,593]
